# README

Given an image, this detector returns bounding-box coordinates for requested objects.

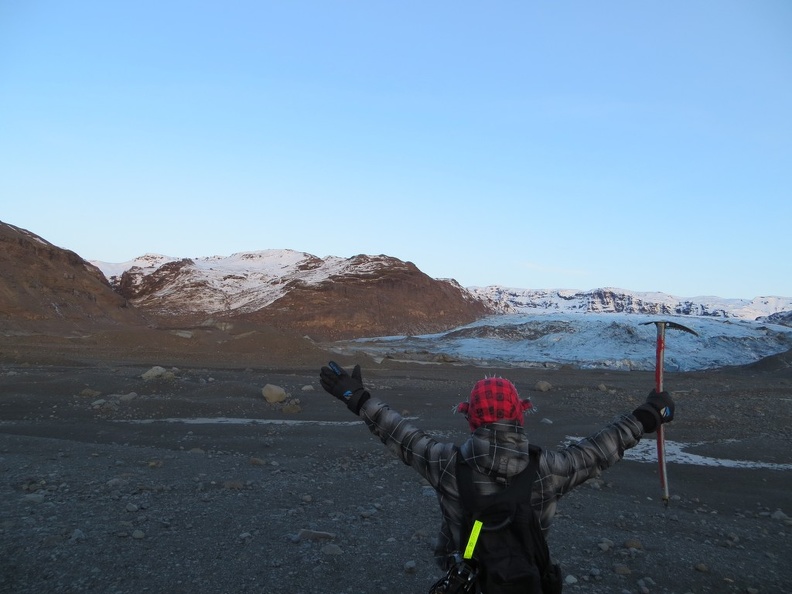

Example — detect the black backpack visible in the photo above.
[451,445,562,594]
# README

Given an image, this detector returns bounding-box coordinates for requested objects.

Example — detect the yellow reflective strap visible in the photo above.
[463,520,483,559]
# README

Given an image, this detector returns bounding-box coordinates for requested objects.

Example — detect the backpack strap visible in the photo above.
[456,445,547,560]
[456,444,541,514]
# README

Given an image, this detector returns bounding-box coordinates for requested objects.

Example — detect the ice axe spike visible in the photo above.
[640,321,699,506]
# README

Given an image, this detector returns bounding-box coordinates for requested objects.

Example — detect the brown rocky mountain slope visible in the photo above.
[0,221,141,332]
[103,251,492,341]
[237,255,493,340]
[1,222,492,348]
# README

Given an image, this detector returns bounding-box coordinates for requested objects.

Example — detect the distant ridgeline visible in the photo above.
[469,287,792,324]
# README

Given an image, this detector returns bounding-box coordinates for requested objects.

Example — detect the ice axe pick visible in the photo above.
[640,320,699,506]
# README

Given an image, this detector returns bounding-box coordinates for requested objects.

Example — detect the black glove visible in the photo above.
[632,389,675,433]
[319,361,371,415]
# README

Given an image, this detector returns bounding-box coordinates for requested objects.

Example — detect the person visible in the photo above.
[319,361,675,593]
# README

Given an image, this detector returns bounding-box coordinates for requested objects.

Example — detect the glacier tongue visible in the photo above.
[329,313,792,371]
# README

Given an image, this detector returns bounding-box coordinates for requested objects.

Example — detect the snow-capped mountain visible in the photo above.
[93,250,490,340]
[470,286,792,322]
[90,249,792,370]
[98,250,354,315]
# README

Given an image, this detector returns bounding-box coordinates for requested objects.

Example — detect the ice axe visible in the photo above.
[640,320,699,506]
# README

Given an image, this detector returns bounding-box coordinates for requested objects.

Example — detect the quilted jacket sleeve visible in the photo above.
[540,413,645,496]
[356,396,459,490]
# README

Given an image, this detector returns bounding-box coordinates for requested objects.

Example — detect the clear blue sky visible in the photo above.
[2,1,790,299]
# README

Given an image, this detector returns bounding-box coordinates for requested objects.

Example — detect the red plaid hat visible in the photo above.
[456,377,533,431]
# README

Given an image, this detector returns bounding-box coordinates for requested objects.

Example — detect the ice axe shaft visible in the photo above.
[641,320,699,505]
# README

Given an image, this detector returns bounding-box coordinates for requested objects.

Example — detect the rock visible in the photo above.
[262,384,288,404]
[770,509,788,521]
[282,399,302,414]
[694,563,709,573]
[297,529,335,541]
[613,564,631,575]
[142,366,175,381]
[321,543,343,556]
[132,530,145,539]
[70,529,86,541]
[125,503,138,512]
[564,574,578,585]
[535,380,552,392]
[301,385,314,391]
[597,383,608,391]
[540,418,553,425]
[624,538,643,550]
[80,388,102,398]
[404,560,417,574]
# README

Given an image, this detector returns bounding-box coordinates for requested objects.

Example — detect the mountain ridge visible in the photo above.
[92,249,491,340]
[470,286,792,322]
[92,251,792,328]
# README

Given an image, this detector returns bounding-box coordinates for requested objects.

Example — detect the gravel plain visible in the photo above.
[1,356,791,594]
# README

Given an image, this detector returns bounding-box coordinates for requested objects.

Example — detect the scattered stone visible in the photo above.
[262,384,288,404]
[404,560,417,574]
[613,564,631,575]
[534,380,552,392]
[250,457,266,466]
[694,563,709,573]
[301,385,315,391]
[540,418,553,425]
[321,544,343,556]
[624,538,643,550]
[70,529,86,541]
[597,383,608,391]
[142,366,176,381]
[296,529,335,541]
[282,399,302,414]
[239,532,252,541]
[598,538,614,552]
[80,388,102,398]
[132,530,145,539]
[770,509,788,521]
[125,503,138,512]
[564,574,578,585]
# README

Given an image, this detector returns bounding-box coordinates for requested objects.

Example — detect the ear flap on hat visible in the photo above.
[455,402,470,415]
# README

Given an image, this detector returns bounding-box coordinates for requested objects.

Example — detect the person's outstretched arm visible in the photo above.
[319,361,459,489]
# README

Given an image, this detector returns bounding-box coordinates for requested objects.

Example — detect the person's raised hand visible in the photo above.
[319,361,370,414]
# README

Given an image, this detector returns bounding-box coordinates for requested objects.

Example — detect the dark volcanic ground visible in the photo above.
[1,335,791,594]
